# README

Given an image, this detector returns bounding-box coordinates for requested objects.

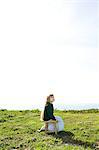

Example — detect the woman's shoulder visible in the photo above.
[45,102,52,107]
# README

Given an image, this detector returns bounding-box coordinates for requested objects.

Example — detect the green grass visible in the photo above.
[0,109,99,150]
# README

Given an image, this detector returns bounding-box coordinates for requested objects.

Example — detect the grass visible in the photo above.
[0,109,99,150]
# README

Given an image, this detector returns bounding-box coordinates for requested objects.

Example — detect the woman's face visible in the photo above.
[50,96,55,103]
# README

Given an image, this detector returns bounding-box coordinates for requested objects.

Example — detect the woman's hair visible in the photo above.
[45,94,54,106]
[40,94,54,121]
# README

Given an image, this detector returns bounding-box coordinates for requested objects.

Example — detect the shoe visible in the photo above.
[37,129,41,133]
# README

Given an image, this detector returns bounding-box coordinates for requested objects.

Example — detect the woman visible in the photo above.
[38,94,64,133]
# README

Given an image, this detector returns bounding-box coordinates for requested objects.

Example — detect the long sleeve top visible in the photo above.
[43,102,56,121]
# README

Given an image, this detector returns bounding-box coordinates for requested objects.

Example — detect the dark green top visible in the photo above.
[43,102,56,121]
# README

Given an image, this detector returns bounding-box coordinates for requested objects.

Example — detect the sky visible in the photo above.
[0,0,99,108]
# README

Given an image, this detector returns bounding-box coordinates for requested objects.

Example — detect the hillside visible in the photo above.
[0,109,99,150]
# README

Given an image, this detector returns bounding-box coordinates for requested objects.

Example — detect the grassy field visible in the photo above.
[0,109,99,150]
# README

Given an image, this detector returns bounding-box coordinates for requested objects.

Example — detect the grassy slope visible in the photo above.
[0,109,99,150]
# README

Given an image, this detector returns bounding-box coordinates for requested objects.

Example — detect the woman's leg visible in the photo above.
[54,122,57,135]
[37,124,45,132]
[45,122,48,133]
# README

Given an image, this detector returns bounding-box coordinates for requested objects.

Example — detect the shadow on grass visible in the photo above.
[47,131,95,149]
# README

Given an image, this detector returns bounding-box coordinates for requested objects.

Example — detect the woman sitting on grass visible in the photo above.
[38,94,64,133]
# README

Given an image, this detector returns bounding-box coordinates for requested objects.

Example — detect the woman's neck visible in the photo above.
[47,101,52,104]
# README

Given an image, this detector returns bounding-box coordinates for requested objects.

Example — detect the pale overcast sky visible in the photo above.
[0,0,99,107]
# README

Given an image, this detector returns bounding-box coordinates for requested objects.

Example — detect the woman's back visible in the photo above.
[43,102,56,121]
